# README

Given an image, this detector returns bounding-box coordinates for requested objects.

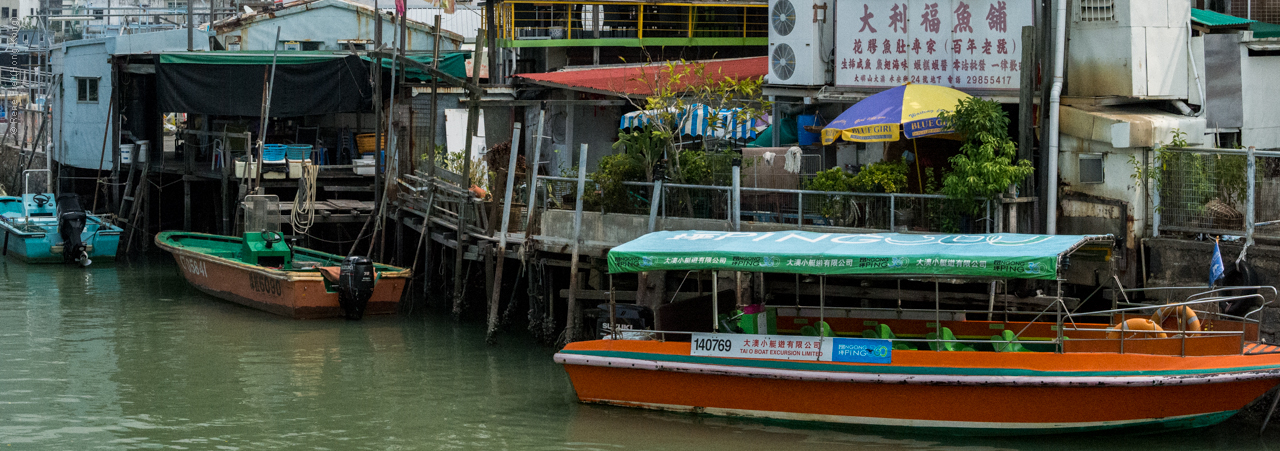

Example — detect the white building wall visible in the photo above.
[53,29,206,170]
[1239,33,1280,149]
[52,40,113,170]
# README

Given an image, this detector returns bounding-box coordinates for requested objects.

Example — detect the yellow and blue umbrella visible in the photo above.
[820,84,970,145]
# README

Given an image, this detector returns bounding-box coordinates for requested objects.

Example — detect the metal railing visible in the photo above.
[497,1,767,42]
[1156,146,1280,242]
[534,174,1010,234]
[591,283,1273,357]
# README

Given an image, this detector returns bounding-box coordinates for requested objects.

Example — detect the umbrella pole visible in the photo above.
[913,138,924,194]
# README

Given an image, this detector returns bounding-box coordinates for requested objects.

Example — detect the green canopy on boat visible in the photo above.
[606,231,1112,280]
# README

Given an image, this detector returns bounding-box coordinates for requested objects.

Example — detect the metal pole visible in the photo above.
[889,195,895,231]
[935,279,941,351]
[819,275,825,334]
[797,192,803,229]
[712,270,719,332]
[648,178,663,232]
[186,0,193,51]
[731,158,741,231]
[609,273,617,340]
[1246,146,1256,252]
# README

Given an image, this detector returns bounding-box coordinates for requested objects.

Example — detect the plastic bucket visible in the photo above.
[137,140,150,163]
[120,144,135,164]
[796,114,820,146]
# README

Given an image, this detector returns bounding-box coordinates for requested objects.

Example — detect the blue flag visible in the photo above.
[1209,241,1225,286]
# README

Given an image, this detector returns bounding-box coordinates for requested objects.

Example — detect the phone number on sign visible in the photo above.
[963,75,1014,85]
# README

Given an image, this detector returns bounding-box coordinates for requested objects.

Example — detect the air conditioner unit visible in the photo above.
[767,0,832,86]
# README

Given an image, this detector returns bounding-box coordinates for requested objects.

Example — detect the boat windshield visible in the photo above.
[243,195,282,233]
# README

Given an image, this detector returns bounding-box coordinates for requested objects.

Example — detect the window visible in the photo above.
[76,78,99,103]
[3,8,9,18]
[1079,0,1115,21]
[1078,154,1104,184]
[300,41,322,51]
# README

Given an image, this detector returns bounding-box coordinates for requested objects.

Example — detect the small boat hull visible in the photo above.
[558,340,1280,435]
[157,231,410,319]
[1,219,121,264]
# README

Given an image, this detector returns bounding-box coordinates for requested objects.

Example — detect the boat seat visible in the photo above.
[862,324,917,351]
[990,329,1032,352]
[799,321,835,337]
[926,327,975,352]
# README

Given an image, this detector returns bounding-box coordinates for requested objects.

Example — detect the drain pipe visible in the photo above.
[1175,21,1207,118]
[1045,0,1067,235]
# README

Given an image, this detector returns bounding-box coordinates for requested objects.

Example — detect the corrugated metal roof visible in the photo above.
[1191,8,1256,27]
[516,56,766,96]
[1253,22,1280,39]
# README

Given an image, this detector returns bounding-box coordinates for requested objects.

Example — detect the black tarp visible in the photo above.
[156,54,372,117]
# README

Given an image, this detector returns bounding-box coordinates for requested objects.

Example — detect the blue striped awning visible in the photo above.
[621,105,759,140]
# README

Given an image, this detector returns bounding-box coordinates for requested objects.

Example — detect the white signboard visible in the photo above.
[691,333,832,361]
[834,0,1032,91]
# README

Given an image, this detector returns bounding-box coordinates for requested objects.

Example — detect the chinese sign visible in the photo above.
[690,333,893,364]
[834,0,1032,90]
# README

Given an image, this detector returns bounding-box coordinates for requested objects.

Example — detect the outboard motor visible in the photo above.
[338,256,376,320]
[56,193,90,266]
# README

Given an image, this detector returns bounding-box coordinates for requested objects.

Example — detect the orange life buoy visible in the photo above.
[1151,305,1201,334]
[1106,318,1167,340]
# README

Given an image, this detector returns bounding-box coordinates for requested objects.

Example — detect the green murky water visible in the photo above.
[2,256,1279,450]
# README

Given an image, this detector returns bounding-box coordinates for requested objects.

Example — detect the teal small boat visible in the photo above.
[0,191,122,266]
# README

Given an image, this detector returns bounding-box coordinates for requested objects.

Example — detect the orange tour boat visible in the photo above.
[556,231,1280,435]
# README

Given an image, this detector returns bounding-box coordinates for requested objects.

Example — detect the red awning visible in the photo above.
[516,56,767,97]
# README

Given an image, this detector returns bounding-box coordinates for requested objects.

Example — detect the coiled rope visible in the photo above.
[291,162,318,236]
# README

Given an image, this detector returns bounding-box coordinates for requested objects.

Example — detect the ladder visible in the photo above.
[117,160,151,253]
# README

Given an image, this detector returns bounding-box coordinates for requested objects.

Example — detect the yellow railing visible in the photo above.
[497,1,767,42]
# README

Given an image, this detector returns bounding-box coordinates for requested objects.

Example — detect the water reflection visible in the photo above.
[0,256,1279,450]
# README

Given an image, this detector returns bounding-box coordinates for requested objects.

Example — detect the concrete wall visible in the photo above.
[1239,33,1280,148]
[1146,238,1280,340]
[1058,134,1146,284]
[535,90,622,175]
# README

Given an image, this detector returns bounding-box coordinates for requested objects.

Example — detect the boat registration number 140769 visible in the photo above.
[690,333,891,364]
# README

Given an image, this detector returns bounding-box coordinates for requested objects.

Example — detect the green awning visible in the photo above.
[1253,21,1280,39]
[377,52,469,82]
[159,51,470,81]
[1191,8,1256,27]
[606,231,1112,280]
